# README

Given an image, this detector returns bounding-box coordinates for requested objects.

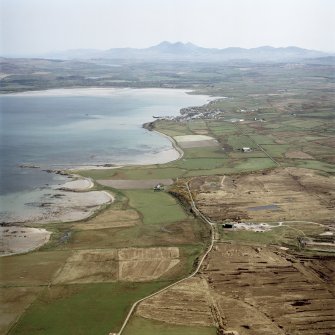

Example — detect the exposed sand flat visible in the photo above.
[97,179,174,189]
[0,227,51,256]
[1,190,114,224]
[70,148,181,170]
[56,177,94,191]
[42,191,113,223]
[128,148,181,165]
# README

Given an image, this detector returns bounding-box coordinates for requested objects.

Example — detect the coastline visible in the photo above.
[0,226,51,257]
[55,176,94,191]
[152,128,184,161]
[0,123,180,254]
[0,87,208,255]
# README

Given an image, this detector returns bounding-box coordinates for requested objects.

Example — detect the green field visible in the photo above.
[124,190,188,224]
[9,281,171,335]
[260,144,289,157]
[0,250,70,286]
[183,147,226,158]
[227,134,253,149]
[123,316,217,335]
[284,160,335,172]
[172,157,226,170]
[250,134,276,144]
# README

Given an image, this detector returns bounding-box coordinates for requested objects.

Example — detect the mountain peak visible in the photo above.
[151,41,200,53]
[41,42,330,62]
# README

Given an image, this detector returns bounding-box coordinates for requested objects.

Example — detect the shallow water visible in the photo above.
[0,88,210,194]
[0,88,211,222]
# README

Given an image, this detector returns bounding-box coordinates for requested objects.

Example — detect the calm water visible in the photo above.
[0,88,210,196]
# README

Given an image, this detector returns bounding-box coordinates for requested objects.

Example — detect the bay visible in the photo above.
[0,88,210,222]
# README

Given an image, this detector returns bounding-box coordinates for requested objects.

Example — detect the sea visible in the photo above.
[0,88,211,222]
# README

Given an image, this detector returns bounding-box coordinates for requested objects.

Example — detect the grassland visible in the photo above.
[1,173,209,335]
[9,281,171,335]
[123,316,217,335]
[123,190,188,224]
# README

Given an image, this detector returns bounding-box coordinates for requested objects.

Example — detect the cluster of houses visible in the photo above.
[222,222,272,232]
[152,97,266,124]
[175,105,225,121]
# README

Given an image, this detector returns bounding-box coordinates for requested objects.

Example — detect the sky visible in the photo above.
[1,0,335,56]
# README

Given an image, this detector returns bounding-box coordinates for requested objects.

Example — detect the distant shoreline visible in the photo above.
[0,86,195,96]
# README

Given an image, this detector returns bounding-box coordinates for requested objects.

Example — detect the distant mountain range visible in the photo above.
[43,41,331,62]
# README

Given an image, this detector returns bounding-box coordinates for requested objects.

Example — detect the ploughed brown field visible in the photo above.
[53,247,180,284]
[187,167,335,224]
[135,166,335,334]
[136,243,335,335]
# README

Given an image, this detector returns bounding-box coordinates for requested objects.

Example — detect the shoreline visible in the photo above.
[1,86,196,97]
[55,176,94,191]
[0,124,181,255]
[1,87,209,255]
[0,226,51,257]
[0,125,179,254]
[66,127,184,172]
[152,129,184,161]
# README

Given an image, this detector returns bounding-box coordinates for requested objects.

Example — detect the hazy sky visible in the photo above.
[1,0,335,55]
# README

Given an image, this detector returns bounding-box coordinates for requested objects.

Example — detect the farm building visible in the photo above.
[153,184,165,191]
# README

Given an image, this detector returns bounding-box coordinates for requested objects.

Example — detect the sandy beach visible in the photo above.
[0,226,51,257]
[55,176,94,191]
[1,189,113,225]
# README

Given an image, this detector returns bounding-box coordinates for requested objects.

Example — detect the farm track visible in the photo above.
[114,181,215,335]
